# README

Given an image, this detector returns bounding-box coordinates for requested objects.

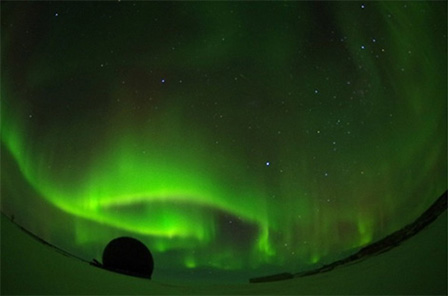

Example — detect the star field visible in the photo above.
[1,1,446,282]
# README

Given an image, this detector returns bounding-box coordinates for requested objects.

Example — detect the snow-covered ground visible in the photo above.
[1,210,446,295]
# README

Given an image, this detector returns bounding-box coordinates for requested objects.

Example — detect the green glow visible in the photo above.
[310,254,320,265]
[184,256,196,269]
[1,1,446,278]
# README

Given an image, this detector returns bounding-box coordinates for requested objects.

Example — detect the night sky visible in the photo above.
[1,1,446,282]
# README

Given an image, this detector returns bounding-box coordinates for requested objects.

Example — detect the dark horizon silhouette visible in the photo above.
[102,237,154,279]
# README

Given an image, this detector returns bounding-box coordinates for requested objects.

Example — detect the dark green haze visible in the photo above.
[1,1,446,282]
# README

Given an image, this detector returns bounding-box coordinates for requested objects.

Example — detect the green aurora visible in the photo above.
[1,1,446,280]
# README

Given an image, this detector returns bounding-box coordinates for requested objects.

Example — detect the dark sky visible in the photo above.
[1,1,446,282]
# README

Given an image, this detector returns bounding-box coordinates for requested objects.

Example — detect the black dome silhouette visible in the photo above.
[102,237,154,279]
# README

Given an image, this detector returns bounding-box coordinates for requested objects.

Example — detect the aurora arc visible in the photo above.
[1,1,446,277]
